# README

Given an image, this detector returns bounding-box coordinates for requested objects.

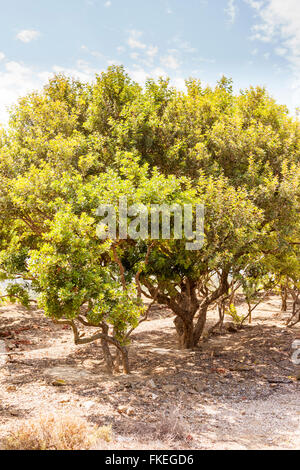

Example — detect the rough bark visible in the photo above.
[192,305,208,345]
[143,270,229,350]
[120,346,130,375]
[281,285,288,312]
[287,290,300,327]
[101,338,115,374]
[174,316,195,349]
[101,324,115,374]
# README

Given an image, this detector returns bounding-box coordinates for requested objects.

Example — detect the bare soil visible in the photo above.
[0,295,299,450]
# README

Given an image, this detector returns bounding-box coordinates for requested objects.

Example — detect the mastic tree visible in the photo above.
[0,66,299,359]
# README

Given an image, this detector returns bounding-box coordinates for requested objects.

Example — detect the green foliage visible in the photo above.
[27,209,143,344]
[3,283,31,307]
[226,303,244,325]
[0,66,299,353]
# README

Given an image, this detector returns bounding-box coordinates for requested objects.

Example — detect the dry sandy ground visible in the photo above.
[0,295,299,450]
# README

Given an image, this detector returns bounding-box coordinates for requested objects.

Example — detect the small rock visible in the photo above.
[162,384,177,393]
[117,405,127,414]
[148,379,156,389]
[193,384,207,393]
[117,405,135,416]
[83,400,95,410]
[123,382,133,389]
[126,406,135,416]
[236,365,252,371]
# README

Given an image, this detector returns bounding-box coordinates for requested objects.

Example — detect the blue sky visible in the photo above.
[0,0,300,124]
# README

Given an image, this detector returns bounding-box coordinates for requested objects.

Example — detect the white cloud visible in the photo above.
[247,0,300,109]
[245,0,263,10]
[180,42,197,54]
[160,54,180,70]
[171,77,186,90]
[146,45,158,58]
[0,61,47,124]
[81,44,103,58]
[0,58,99,126]
[131,66,168,82]
[195,56,216,64]
[52,62,98,82]
[16,29,40,43]
[126,31,159,65]
[0,52,5,61]
[104,1,111,7]
[274,47,287,56]
[129,67,149,84]
[127,30,147,50]
[128,64,185,90]
[76,59,90,70]
[225,0,237,24]
[169,36,197,54]
[130,52,140,60]
[107,59,122,66]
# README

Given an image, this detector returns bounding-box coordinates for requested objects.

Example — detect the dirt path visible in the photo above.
[203,393,300,449]
[0,296,299,450]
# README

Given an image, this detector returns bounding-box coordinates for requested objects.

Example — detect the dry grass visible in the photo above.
[1,413,112,450]
[153,406,188,441]
[96,406,191,450]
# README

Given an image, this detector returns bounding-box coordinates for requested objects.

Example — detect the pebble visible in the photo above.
[83,400,95,410]
[162,384,177,393]
[147,379,156,389]
[117,405,135,416]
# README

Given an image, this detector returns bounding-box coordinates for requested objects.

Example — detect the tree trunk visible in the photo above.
[281,285,288,312]
[174,316,195,349]
[114,350,121,373]
[101,338,115,375]
[246,300,252,324]
[208,301,226,335]
[120,347,130,374]
[173,301,209,349]
[193,305,208,346]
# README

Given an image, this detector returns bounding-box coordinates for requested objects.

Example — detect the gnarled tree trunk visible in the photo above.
[193,304,208,346]
[101,324,115,374]
[143,270,229,350]
[174,316,195,349]
[281,283,288,312]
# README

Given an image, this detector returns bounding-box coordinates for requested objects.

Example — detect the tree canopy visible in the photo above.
[0,66,299,371]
